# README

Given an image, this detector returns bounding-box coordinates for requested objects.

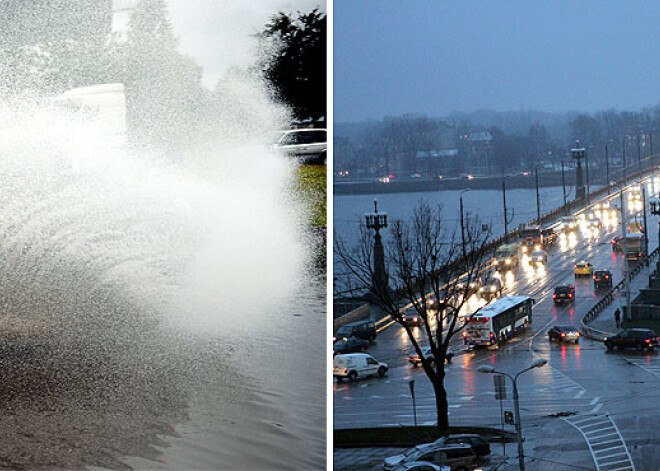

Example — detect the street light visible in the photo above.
[478,359,547,471]
[611,181,632,319]
[650,196,660,251]
[460,189,470,257]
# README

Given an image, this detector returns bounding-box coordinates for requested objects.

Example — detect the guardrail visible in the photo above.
[580,246,660,341]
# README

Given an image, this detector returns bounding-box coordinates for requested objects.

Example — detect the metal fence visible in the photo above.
[580,246,660,341]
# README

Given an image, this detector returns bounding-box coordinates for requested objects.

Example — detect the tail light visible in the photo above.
[552,294,557,298]
[576,332,580,337]
[593,275,596,280]
[561,333,566,337]
[569,293,573,298]
[490,332,495,338]
[606,275,609,279]
[645,339,651,343]
[343,368,348,373]
[462,332,467,338]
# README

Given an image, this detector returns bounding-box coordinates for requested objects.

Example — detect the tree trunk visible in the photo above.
[432,369,449,430]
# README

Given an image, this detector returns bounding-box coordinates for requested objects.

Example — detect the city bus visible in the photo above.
[463,296,535,348]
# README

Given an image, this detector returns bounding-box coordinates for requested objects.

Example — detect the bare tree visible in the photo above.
[335,202,491,429]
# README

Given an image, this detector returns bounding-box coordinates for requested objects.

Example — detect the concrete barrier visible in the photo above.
[333,303,370,332]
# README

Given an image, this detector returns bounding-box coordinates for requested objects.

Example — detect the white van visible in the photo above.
[333,353,388,382]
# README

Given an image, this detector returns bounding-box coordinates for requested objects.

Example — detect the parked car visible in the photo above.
[593,270,613,289]
[408,346,454,367]
[574,261,594,276]
[270,128,327,164]
[552,285,575,303]
[333,353,388,382]
[391,462,449,471]
[604,329,660,352]
[333,337,370,355]
[434,434,491,456]
[548,325,580,343]
[333,320,377,342]
[383,443,477,471]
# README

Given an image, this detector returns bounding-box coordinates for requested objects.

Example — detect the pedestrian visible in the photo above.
[614,308,621,329]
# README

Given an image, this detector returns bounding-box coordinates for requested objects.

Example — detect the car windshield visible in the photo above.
[267,131,287,144]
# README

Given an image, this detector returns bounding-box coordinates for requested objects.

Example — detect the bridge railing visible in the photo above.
[580,246,660,341]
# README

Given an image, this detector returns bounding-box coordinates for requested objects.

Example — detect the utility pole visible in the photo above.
[619,189,631,320]
[561,160,568,214]
[535,167,541,223]
[623,139,628,185]
[643,185,649,258]
[502,181,513,235]
[460,189,470,257]
[606,142,611,194]
[638,134,642,173]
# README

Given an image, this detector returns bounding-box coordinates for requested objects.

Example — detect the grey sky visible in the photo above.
[167,0,324,89]
[334,0,660,122]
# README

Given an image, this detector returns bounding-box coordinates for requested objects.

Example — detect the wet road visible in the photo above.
[334,175,660,469]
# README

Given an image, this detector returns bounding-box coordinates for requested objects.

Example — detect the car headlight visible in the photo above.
[505,258,511,264]
[490,286,496,292]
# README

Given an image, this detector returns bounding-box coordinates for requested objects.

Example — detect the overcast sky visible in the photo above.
[334,1,660,122]
[168,0,324,89]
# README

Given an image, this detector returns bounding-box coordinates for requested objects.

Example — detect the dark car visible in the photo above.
[478,277,502,300]
[593,270,613,289]
[548,325,580,343]
[604,328,659,352]
[404,312,424,327]
[434,434,491,457]
[612,236,624,252]
[552,285,575,303]
[333,337,370,355]
[333,320,377,342]
[408,346,454,367]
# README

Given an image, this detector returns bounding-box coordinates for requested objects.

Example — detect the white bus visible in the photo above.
[463,296,535,348]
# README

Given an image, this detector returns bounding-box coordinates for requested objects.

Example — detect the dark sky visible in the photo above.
[334,1,660,122]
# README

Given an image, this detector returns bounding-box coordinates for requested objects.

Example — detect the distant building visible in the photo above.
[461,131,493,174]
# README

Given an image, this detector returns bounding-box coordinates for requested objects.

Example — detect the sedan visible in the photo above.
[408,346,454,367]
[548,325,580,343]
[574,261,594,276]
[405,312,424,327]
[529,250,548,265]
[333,337,370,355]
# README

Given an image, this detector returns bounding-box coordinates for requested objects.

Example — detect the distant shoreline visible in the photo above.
[334,170,611,195]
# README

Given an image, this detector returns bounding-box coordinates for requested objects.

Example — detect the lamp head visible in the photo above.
[477,365,495,374]
[531,358,547,369]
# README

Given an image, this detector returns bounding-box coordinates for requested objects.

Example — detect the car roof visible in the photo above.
[555,325,577,331]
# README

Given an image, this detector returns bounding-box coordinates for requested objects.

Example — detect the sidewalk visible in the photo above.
[586,263,652,336]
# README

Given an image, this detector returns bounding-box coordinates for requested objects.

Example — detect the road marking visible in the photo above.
[575,390,586,398]
[563,414,635,471]
[590,404,603,414]
[590,397,600,406]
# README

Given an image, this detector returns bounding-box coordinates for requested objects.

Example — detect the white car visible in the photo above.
[333,353,388,382]
[560,216,577,232]
[270,128,326,164]
[391,462,450,471]
[529,250,548,264]
[383,443,476,470]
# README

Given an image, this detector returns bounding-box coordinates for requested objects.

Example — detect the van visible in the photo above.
[333,320,377,342]
[333,353,388,382]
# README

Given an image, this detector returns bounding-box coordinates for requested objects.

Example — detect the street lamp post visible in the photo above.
[535,167,541,223]
[478,359,548,471]
[460,189,470,257]
[605,142,611,194]
[365,200,389,294]
[650,196,660,253]
[611,182,632,319]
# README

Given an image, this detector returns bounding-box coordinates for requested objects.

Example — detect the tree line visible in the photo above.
[335,106,660,177]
